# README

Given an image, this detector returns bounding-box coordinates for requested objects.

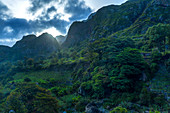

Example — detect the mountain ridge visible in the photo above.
[0,0,169,61]
[0,33,60,62]
[62,0,170,47]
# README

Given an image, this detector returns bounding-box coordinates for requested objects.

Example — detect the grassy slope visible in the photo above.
[10,70,72,85]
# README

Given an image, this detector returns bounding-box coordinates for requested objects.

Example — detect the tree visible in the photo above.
[116,48,146,74]
[146,24,170,52]
[5,83,59,113]
[110,106,128,113]
[109,48,149,92]
[26,58,34,69]
[5,92,28,113]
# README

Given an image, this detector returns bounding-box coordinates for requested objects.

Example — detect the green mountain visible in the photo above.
[0,33,60,62]
[63,0,169,47]
[13,33,59,60]
[0,45,12,62]
[113,0,170,36]
[0,0,169,112]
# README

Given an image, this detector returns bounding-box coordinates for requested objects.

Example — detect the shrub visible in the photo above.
[110,106,128,113]
[24,77,32,82]
[5,83,59,113]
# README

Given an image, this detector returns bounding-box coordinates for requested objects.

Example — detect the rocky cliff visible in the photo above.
[63,0,170,47]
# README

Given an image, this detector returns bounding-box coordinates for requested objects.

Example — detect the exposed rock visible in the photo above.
[62,0,152,47]
[85,102,102,113]
[78,86,86,96]
[152,0,170,6]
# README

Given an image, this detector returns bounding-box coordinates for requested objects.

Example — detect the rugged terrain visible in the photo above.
[0,0,169,112]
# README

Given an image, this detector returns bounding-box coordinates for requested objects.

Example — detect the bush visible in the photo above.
[50,86,72,96]
[5,83,59,113]
[75,98,90,112]
[150,63,159,74]
[151,50,162,64]
[110,106,128,113]
[5,92,28,113]
[24,77,32,82]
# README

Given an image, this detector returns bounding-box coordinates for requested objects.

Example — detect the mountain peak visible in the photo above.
[22,34,37,41]
[12,33,59,60]
[39,32,53,37]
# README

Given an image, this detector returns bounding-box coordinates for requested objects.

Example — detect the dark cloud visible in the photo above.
[64,0,92,21]
[0,17,69,40]
[29,0,55,13]
[0,1,8,11]
[0,1,10,19]
[29,0,92,21]
[40,6,58,20]
[47,6,57,13]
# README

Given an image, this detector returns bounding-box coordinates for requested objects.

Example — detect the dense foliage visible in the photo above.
[0,0,169,112]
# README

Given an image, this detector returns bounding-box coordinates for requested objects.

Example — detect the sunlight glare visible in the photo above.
[36,27,63,37]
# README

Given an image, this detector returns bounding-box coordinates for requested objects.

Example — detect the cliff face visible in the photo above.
[152,0,170,6]
[114,0,170,36]
[63,0,169,47]
[63,0,152,47]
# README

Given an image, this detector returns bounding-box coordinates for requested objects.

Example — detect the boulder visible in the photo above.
[85,102,102,113]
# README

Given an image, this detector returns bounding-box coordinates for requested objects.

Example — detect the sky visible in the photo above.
[0,0,127,46]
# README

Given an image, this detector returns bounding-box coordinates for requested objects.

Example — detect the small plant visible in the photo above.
[110,106,128,113]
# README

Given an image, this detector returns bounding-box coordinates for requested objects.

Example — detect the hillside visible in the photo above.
[0,0,169,112]
[0,33,60,62]
[0,45,12,62]
[63,0,169,47]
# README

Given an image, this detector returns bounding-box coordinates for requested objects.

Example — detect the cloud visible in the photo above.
[28,0,92,21]
[0,1,10,19]
[0,1,8,12]
[0,38,18,47]
[0,17,69,37]
[0,0,93,46]
[29,0,54,13]
[3,26,13,33]
[64,0,92,21]
[47,6,57,13]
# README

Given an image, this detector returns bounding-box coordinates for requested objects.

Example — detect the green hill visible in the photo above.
[0,0,169,112]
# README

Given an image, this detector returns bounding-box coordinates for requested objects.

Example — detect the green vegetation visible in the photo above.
[0,0,169,112]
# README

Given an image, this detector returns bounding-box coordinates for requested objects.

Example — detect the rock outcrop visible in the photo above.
[85,102,102,113]
[63,0,170,47]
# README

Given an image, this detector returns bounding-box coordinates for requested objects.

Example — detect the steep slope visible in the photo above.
[63,0,152,47]
[113,0,170,36]
[0,45,12,62]
[12,33,59,60]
